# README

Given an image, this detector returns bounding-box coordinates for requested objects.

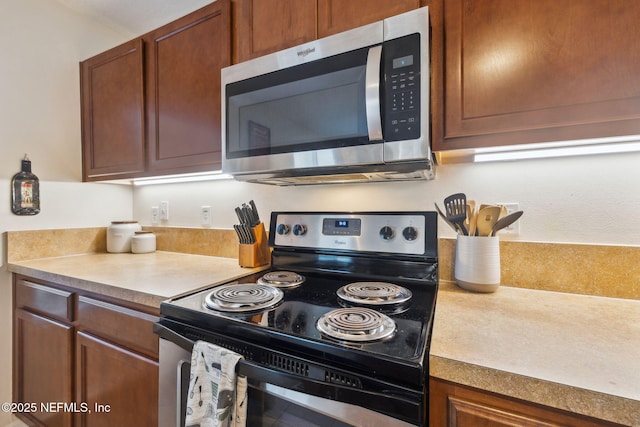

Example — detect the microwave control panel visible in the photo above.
[383,33,421,142]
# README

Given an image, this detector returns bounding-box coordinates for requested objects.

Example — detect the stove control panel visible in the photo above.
[271,212,432,255]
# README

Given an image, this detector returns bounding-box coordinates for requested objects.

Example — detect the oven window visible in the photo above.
[226,47,372,159]
[247,385,352,427]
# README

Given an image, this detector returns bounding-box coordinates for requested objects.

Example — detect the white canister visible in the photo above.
[454,235,501,292]
[131,231,156,254]
[107,221,142,253]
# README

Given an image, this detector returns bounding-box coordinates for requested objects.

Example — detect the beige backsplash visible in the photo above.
[6,228,108,262]
[5,227,239,262]
[6,228,639,300]
[439,238,640,300]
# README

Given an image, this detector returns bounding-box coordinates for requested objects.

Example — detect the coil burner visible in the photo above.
[337,282,412,305]
[258,271,305,288]
[317,307,396,342]
[204,283,284,312]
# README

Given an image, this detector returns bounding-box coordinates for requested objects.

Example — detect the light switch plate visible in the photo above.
[151,206,159,224]
[201,206,212,227]
[160,201,169,221]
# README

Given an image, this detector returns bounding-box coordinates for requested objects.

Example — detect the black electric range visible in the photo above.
[157,211,438,426]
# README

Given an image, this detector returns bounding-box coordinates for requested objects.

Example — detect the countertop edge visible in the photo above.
[7,252,269,309]
[8,262,169,308]
[429,340,640,426]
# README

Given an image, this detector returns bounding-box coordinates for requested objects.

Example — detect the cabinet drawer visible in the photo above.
[77,296,159,358]
[15,279,74,322]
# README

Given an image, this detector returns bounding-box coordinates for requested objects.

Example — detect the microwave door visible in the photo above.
[224,45,385,176]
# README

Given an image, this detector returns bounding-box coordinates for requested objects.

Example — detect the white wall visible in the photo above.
[0,1,133,424]
[133,149,640,246]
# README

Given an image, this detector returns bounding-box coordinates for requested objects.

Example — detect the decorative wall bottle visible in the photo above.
[11,155,40,215]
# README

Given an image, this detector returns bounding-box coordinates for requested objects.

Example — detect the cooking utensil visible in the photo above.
[490,211,523,236]
[468,203,479,236]
[499,204,508,219]
[465,201,476,236]
[476,206,502,236]
[444,193,468,235]
[434,202,458,234]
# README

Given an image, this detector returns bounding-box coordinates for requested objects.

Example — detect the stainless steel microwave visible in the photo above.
[222,7,433,185]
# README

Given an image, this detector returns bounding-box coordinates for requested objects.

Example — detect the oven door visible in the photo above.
[155,322,423,427]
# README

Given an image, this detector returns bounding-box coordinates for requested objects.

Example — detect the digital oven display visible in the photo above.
[322,218,362,236]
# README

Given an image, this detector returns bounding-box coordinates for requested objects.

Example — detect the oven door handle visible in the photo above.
[155,322,195,351]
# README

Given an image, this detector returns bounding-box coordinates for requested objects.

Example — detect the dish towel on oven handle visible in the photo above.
[185,340,247,427]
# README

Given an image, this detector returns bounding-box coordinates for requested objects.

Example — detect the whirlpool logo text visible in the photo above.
[297,47,316,57]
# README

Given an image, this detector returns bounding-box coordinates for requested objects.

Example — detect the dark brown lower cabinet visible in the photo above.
[75,332,158,427]
[13,309,74,427]
[12,275,159,427]
[430,377,623,427]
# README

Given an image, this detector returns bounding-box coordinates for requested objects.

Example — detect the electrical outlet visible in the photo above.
[151,206,159,224]
[201,206,212,227]
[498,202,520,234]
[160,201,169,221]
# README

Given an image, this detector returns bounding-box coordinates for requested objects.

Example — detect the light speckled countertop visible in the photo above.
[7,251,267,308]
[430,281,640,426]
[8,248,639,425]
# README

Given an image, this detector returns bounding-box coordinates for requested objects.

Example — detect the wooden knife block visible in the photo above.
[238,222,270,267]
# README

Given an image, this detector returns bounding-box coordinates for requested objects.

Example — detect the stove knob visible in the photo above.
[403,226,418,241]
[292,224,307,236]
[379,225,395,240]
[276,224,290,235]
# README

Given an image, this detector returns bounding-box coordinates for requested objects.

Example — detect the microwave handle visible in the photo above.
[365,45,383,141]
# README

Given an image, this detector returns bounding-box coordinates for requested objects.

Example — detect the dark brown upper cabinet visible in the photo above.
[317,0,421,38]
[232,0,423,63]
[80,0,231,181]
[434,0,640,151]
[145,2,230,175]
[80,39,145,181]
[233,0,317,63]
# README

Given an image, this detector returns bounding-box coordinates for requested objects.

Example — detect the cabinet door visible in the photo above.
[145,0,231,175]
[233,0,317,63]
[80,39,145,181]
[430,378,621,427]
[75,332,158,427]
[437,0,640,151]
[14,309,74,427]
[317,0,421,37]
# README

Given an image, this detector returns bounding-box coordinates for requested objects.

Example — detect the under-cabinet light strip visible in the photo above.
[473,135,640,162]
[132,171,233,186]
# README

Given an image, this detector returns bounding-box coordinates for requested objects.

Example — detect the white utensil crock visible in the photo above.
[454,235,500,292]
